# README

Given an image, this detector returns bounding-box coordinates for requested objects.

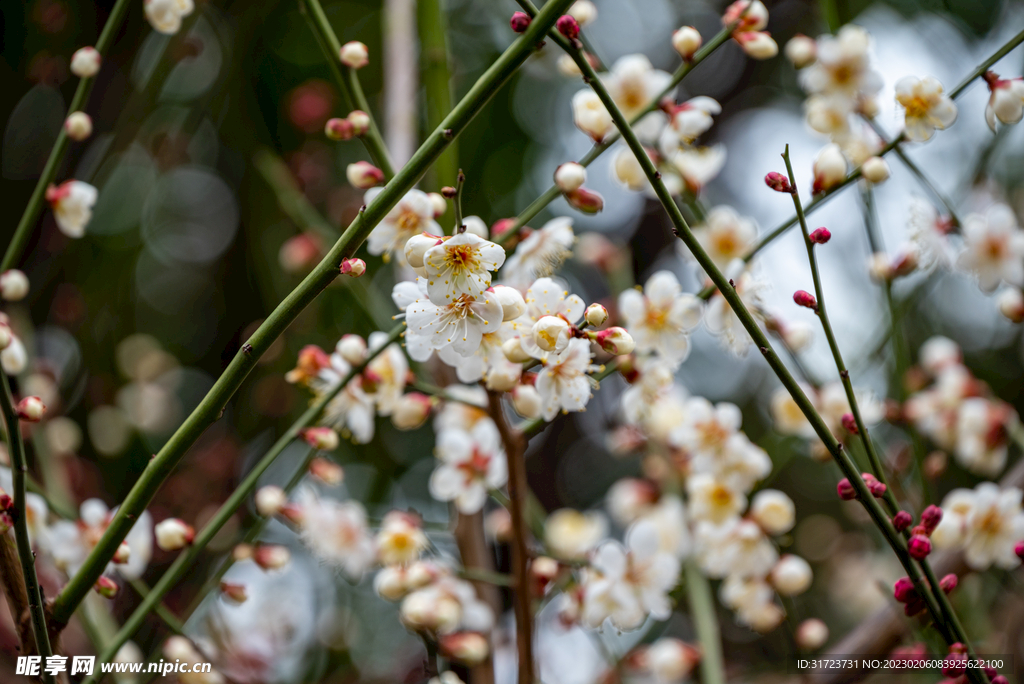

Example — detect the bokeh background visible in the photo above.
[3,0,1024,681]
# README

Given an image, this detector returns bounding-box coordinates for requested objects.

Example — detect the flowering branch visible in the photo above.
[48,0,574,627]
[949,27,1024,99]
[2,0,133,272]
[0,374,53,668]
[299,0,396,178]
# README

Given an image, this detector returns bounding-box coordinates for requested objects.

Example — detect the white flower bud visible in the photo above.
[392,393,432,430]
[347,109,371,135]
[405,232,444,269]
[155,518,195,551]
[303,426,340,451]
[163,635,198,662]
[748,602,785,633]
[427,192,447,218]
[795,618,829,651]
[784,34,816,68]
[672,26,702,60]
[112,541,131,564]
[511,385,542,419]
[723,0,769,30]
[374,566,409,601]
[750,489,795,535]
[812,143,847,193]
[867,252,892,282]
[736,31,778,60]
[567,0,597,26]
[486,365,519,392]
[572,90,613,141]
[70,46,101,78]
[595,326,635,354]
[0,325,12,351]
[584,303,608,327]
[337,334,367,365]
[340,41,369,69]
[16,396,46,422]
[533,316,570,353]
[860,156,890,184]
[2,337,27,375]
[998,288,1024,323]
[346,161,385,189]
[554,162,587,193]
[255,485,287,517]
[770,554,813,596]
[462,215,489,239]
[0,270,29,302]
[492,285,527,321]
[253,544,291,570]
[502,337,532,363]
[440,632,490,667]
[65,112,93,141]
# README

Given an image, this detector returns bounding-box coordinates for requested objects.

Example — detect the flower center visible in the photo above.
[645,305,669,330]
[396,208,422,233]
[977,508,1003,535]
[712,231,740,256]
[904,95,932,119]
[445,244,477,270]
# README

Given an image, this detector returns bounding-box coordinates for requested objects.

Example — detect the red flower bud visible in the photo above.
[903,598,926,616]
[325,117,354,141]
[992,676,1009,684]
[907,533,931,560]
[1016,540,1024,560]
[921,505,943,534]
[893,510,913,532]
[939,573,958,594]
[16,396,46,422]
[893,577,917,603]
[94,576,119,598]
[868,480,887,498]
[509,11,532,33]
[556,15,580,39]
[942,652,967,677]
[841,413,858,434]
[793,290,817,310]
[565,187,604,214]
[809,227,831,244]
[764,171,792,193]
[836,478,856,500]
[340,258,366,277]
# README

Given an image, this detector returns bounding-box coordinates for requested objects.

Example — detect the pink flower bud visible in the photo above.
[346,161,385,189]
[992,676,1009,684]
[907,534,931,560]
[439,632,490,667]
[0,490,12,511]
[809,227,831,244]
[491,218,519,244]
[339,257,366,277]
[940,573,958,594]
[509,11,532,33]
[112,542,131,564]
[16,396,46,422]
[339,41,369,69]
[942,652,967,677]
[155,518,195,551]
[892,576,917,603]
[764,171,791,193]
[530,556,561,596]
[921,505,942,534]
[1016,540,1024,560]
[836,478,856,500]
[392,392,433,430]
[325,117,354,141]
[253,544,291,570]
[868,480,887,498]
[793,290,817,310]
[65,112,93,141]
[94,576,118,598]
[556,15,580,39]
[795,618,829,651]
[347,110,371,136]
[309,456,344,485]
[841,413,858,434]
[303,426,340,451]
[565,187,604,214]
[279,502,305,525]
[220,581,248,603]
[893,510,913,532]
[595,327,635,355]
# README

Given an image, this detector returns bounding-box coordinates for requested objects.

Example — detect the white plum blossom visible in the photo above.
[953,397,1018,477]
[664,97,722,146]
[423,233,505,304]
[956,203,1024,292]
[671,397,771,493]
[603,55,673,121]
[406,289,503,358]
[704,270,767,355]
[669,145,727,193]
[400,574,495,635]
[46,180,97,238]
[695,518,778,579]
[985,75,1024,131]
[544,508,608,560]
[931,483,1024,570]
[798,25,882,111]
[295,490,376,580]
[535,338,598,420]
[365,189,442,263]
[895,76,958,142]
[45,499,152,580]
[618,271,703,366]
[693,206,758,272]
[500,217,574,291]
[720,575,784,632]
[686,473,746,524]
[512,277,586,361]
[770,384,817,440]
[429,419,508,514]
[572,90,614,141]
[144,0,194,35]
[907,196,954,269]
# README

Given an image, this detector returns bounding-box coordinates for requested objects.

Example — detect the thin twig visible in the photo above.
[454,169,467,234]
[685,562,725,684]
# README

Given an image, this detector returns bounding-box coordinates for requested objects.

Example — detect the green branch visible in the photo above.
[685,562,724,684]
[418,0,458,190]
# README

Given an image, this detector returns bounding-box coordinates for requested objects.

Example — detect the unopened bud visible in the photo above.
[0,271,29,302]
[0,325,14,352]
[567,0,597,26]
[336,335,367,365]
[439,632,490,667]
[255,485,287,517]
[325,117,354,141]
[893,577,917,603]
[556,15,580,39]
[533,316,570,353]
[795,618,828,651]
[836,478,856,500]
[785,34,817,68]
[427,192,447,218]
[279,502,305,525]
[554,162,587,193]
[530,556,560,596]
[303,426,340,451]
[347,110,371,136]
[253,544,291,570]
[491,285,527,321]
[16,396,46,422]
[512,384,542,419]
[764,171,792,193]
[1016,540,1024,560]
[861,156,890,184]
[220,581,248,603]
[502,336,532,363]
[65,112,93,141]
[392,392,432,430]
[346,161,385,189]
[440,186,457,198]
[997,288,1024,323]
[112,542,131,564]
[233,543,254,561]
[405,232,444,269]
[793,290,817,310]
[279,233,323,274]
[340,41,369,69]
[309,456,344,485]
[95,576,119,598]
[812,144,847,194]
[509,11,532,33]
[921,504,942,534]
[892,510,913,532]
[809,227,831,244]
[907,534,931,560]
[672,26,702,60]
[565,187,604,214]
[735,31,778,60]
[940,573,958,594]
[70,46,101,78]
[585,303,608,327]
[595,327,635,355]
[841,413,858,434]
[340,258,366,277]
[155,518,195,551]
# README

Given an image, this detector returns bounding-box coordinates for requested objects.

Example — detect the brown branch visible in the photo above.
[487,390,533,684]
[0,534,33,655]
[455,512,498,684]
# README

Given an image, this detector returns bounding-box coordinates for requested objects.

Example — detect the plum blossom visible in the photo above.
[500,217,574,291]
[956,203,1024,292]
[931,483,1024,570]
[953,397,1018,477]
[46,180,97,238]
[400,574,494,635]
[406,289,503,358]
[429,419,507,514]
[572,90,613,141]
[704,270,767,355]
[423,233,505,304]
[618,271,703,366]
[798,25,882,112]
[895,76,958,142]
[603,55,673,121]
[693,206,758,271]
[720,575,784,632]
[907,196,954,269]
[535,338,598,420]
[668,145,727,193]
[144,0,194,35]
[44,499,152,580]
[294,490,375,579]
[544,508,608,560]
[985,73,1024,131]
[686,473,745,524]
[365,189,442,263]
[695,518,778,579]
[512,277,586,361]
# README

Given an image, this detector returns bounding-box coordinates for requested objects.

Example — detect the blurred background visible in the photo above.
[3,0,1024,681]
